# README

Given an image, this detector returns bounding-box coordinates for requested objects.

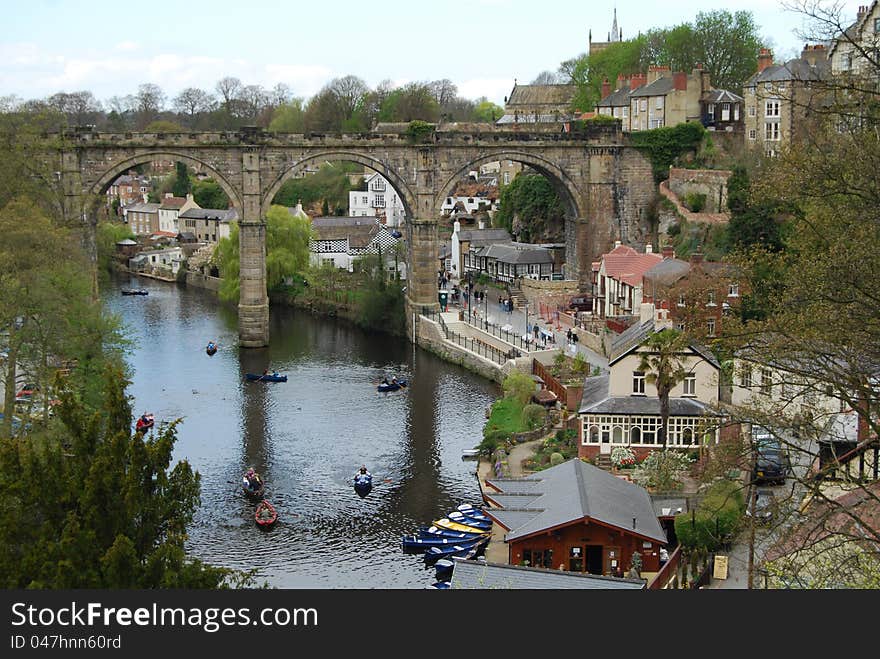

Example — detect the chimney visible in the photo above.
[186,193,194,202]
[640,302,655,324]
[616,73,628,91]
[690,251,704,265]
[614,240,622,249]
[645,244,653,254]
[630,73,648,90]
[673,71,688,91]
[647,65,670,84]
[857,5,868,19]
[655,306,672,329]
[757,48,773,73]
[661,245,674,259]
[801,43,827,66]
[601,77,611,100]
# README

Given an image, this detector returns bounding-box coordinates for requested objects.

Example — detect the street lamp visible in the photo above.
[524,301,529,341]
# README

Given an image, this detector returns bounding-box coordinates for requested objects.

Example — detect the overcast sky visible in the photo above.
[0,0,865,107]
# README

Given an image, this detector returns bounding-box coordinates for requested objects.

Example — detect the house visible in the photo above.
[440,179,499,218]
[496,83,578,127]
[158,193,199,233]
[829,2,880,77]
[128,246,185,278]
[450,557,646,589]
[483,458,667,576]
[700,89,745,133]
[472,242,555,283]
[578,313,724,460]
[107,173,151,209]
[642,248,740,340]
[627,66,708,131]
[450,221,512,279]
[596,74,636,130]
[743,46,831,157]
[348,172,406,227]
[309,216,404,276]
[595,242,663,319]
[178,208,238,243]
[124,201,161,236]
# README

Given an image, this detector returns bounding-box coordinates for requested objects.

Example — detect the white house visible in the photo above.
[596,242,663,319]
[578,312,724,459]
[128,246,185,278]
[309,216,405,276]
[348,172,406,227]
[829,2,880,76]
[158,193,199,233]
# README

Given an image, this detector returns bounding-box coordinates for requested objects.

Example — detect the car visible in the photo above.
[568,295,593,313]
[746,489,776,525]
[15,383,39,399]
[751,426,789,485]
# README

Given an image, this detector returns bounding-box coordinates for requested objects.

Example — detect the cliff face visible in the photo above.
[511,213,565,243]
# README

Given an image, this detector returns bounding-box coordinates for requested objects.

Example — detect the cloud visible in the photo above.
[114,41,140,52]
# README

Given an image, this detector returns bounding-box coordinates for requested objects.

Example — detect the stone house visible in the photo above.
[578,314,724,460]
[483,458,667,576]
[128,246,185,278]
[496,83,578,127]
[178,208,238,243]
[450,222,512,279]
[829,2,880,77]
[124,201,160,236]
[158,193,199,234]
[627,66,708,131]
[743,46,831,158]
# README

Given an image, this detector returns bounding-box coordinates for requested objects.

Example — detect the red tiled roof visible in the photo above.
[602,245,662,287]
[160,196,187,209]
[151,231,178,238]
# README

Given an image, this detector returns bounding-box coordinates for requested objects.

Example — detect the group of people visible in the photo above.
[565,328,580,345]
[380,376,399,386]
[243,467,263,492]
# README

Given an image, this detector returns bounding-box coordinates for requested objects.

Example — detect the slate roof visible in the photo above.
[608,318,720,369]
[179,208,238,221]
[476,243,554,265]
[579,394,719,417]
[597,87,633,107]
[484,458,667,544]
[701,89,744,104]
[506,84,577,108]
[744,57,831,87]
[457,228,512,246]
[311,217,378,248]
[630,77,676,98]
[126,202,160,213]
[642,258,691,287]
[159,196,187,209]
[450,558,647,590]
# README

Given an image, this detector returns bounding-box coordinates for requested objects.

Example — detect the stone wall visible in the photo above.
[668,167,733,214]
[520,277,580,307]
[185,272,222,293]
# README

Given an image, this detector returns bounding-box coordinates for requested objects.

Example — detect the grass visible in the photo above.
[483,397,528,437]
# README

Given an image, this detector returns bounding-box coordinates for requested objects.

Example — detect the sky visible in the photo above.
[0,0,867,108]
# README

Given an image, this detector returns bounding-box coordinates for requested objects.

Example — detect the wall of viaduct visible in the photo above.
[57,122,654,347]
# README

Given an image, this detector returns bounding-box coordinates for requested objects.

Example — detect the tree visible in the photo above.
[215,222,240,304]
[472,99,504,124]
[171,162,191,198]
[688,10,764,92]
[638,328,691,448]
[493,173,564,242]
[502,369,535,407]
[264,204,315,290]
[269,99,305,132]
[133,83,165,129]
[531,70,565,85]
[377,83,440,123]
[173,87,216,127]
[192,178,229,209]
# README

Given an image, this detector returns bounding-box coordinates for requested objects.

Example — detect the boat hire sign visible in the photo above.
[712,555,729,580]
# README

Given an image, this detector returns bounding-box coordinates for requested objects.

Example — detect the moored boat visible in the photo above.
[432,517,488,535]
[447,511,492,530]
[419,525,487,541]
[423,536,488,563]
[402,534,484,553]
[255,500,278,528]
[245,372,287,383]
[434,558,455,581]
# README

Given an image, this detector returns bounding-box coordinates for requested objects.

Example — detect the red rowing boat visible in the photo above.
[255,500,278,528]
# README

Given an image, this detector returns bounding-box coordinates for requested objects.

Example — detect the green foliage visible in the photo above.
[484,396,528,439]
[351,251,406,336]
[674,479,745,551]
[265,204,315,291]
[549,452,564,466]
[192,178,229,209]
[171,162,191,198]
[405,120,436,144]
[0,366,244,587]
[501,369,535,407]
[629,123,706,182]
[472,100,504,123]
[521,403,546,430]
[725,166,795,253]
[682,192,706,213]
[143,120,184,133]
[96,221,135,271]
[377,84,440,123]
[269,99,305,133]
[494,173,564,241]
[215,222,240,303]
[632,449,694,491]
[564,38,646,112]
[272,162,356,213]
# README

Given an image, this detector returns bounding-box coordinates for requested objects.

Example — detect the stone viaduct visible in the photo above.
[56,122,654,347]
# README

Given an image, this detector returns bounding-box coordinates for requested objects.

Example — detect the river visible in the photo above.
[102,274,500,588]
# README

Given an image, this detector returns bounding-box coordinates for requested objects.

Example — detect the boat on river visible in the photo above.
[447,510,492,530]
[419,526,487,541]
[402,534,484,553]
[242,470,265,500]
[206,341,217,356]
[423,536,488,563]
[377,378,407,392]
[121,288,148,296]
[245,372,287,383]
[255,500,278,528]
[353,473,372,498]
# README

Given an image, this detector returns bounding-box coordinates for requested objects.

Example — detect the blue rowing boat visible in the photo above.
[245,372,287,383]
[377,378,407,392]
[402,534,484,553]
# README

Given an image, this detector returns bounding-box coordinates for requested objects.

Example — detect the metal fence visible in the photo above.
[419,308,518,365]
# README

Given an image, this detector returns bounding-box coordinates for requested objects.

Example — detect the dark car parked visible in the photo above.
[568,295,593,313]
[751,427,789,485]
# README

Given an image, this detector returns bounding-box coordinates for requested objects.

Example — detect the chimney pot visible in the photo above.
[614,240,622,248]
[645,244,653,254]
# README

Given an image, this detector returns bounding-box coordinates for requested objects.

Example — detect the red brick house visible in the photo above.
[483,458,668,576]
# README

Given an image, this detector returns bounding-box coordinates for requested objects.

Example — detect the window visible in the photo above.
[845,53,854,70]
[760,368,773,396]
[374,195,385,208]
[741,366,752,388]
[362,196,368,205]
[734,105,740,121]
[678,294,685,307]
[640,100,647,111]
[655,97,663,109]
[707,291,716,306]
[707,317,716,337]
[875,17,879,33]
[683,373,696,396]
[748,129,757,140]
[622,107,628,118]
[749,106,756,116]
[721,103,730,121]
[765,100,780,117]
[708,104,715,120]
[632,371,646,395]
[765,122,780,140]
[728,283,739,297]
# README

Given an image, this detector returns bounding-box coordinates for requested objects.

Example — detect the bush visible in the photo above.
[674,479,745,551]
[521,403,546,430]
[550,452,564,466]
[683,192,707,213]
[502,369,536,407]
[632,450,693,491]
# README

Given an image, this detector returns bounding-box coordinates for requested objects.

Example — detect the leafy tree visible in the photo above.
[377,83,440,123]
[269,99,305,132]
[272,162,355,212]
[171,162,191,198]
[264,204,315,290]
[192,178,229,209]
[0,365,246,588]
[96,221,135,272]
[493,173,564,241]
[502,369,535,407]
[472,99,504,123]
[637,328,691,448]
[172,87,216,126]
[561,38,645,112]
[215,222,240,304]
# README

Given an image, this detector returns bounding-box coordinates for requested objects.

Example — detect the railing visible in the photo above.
[419,307,519,365]
[819,437,879,483]
[648,545,682,590]
[461,314,535,352]
[532,359,584,410]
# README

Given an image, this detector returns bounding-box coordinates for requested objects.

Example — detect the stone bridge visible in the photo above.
[56,122,654,347]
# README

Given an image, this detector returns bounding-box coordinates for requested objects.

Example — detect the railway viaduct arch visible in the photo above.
[58,122,654,347]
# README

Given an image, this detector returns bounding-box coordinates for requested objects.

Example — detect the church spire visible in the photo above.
[611,7,620,43]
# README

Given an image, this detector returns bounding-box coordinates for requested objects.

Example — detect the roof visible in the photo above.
[125,202,160,213]
[506,84,577,108]
[629,77,676,98]
[476,243,554,265]
[311,216,378,247]
[608,318,721,369]
[484,458,667,544]
[177,231,197,241]
[456,228,512,246]
[159,196,187,209]
[179,208,238,221]
[642,258,691,287]
[745,57,830,87]
[601,244,663,287]
[597,87,633,108]
[116,239,138,246]
[701,89,744,104]
[450,558,646,590]
[580,394,720,417]
[496,113,574,124]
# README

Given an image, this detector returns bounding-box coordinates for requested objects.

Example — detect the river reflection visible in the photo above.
[103,274,499,588]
